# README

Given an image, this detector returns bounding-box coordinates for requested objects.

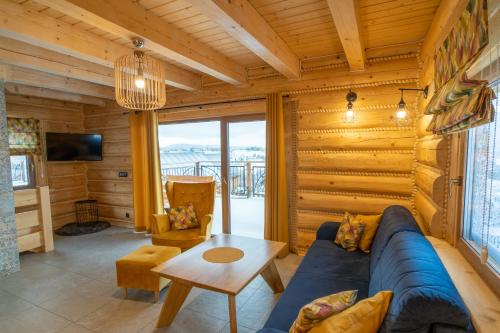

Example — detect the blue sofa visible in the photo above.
[258,206,474,333]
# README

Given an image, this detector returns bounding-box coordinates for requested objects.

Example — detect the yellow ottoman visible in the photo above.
[116,245,181,302]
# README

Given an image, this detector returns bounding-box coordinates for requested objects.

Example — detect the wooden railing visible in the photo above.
[14,186,54,253]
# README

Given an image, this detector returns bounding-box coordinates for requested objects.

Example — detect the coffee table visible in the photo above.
[152,234,286,332]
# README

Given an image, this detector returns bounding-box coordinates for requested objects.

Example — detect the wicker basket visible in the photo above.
[75,200,98,223]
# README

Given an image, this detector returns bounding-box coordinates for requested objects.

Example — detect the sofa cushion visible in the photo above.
[290,290,358,333]
[334,212,366,252]
[264,240,370,331]
[370,205,422,275]
[369,232,473,332]
[309,290,393,333]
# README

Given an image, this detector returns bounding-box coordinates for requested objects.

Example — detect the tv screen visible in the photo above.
[46,133,102,161]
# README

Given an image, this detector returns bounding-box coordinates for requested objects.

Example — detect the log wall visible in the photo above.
[290,82,419,255]
[83,101,134,228]
[6,94,88,230]
[415,61,449,238]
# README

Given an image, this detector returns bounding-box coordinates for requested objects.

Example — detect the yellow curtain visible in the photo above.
[130,110,164,233]
[265,93,289,256]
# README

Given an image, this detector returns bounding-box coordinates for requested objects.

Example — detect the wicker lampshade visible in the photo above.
[114,41,166,111]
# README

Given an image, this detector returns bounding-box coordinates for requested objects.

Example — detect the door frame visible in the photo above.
[159,113,265,235]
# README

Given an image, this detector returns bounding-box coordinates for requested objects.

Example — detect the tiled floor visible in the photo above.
[0,227,302,333]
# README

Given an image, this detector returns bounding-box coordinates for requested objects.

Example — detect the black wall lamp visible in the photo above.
[396,86,429,122]
[344,89,358,123]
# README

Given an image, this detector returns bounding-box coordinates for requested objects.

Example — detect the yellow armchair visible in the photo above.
[152,180,216,251]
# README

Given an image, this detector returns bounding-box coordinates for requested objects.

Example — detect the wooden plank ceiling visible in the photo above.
[1,0,441,102]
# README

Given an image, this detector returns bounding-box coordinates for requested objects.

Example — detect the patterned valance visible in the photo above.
[425,0,493,134]
[425,67,495,134]
[7,117,41,155]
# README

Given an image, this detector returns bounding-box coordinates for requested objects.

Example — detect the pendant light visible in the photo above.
[344,90,357,123]
[395,86,429,124]
[114,38,166,111]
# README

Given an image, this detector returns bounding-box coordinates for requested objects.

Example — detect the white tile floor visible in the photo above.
[0,227,301,333]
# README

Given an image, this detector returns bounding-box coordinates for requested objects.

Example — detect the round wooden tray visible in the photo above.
[202,247,244,263]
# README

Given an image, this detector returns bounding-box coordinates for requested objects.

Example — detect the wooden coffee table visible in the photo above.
[152,234,286,332]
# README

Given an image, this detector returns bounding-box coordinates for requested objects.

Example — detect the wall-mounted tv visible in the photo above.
[46,132,103,161]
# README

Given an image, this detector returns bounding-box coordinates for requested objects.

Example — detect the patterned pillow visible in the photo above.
[167,203,199,230]
[289,290,358,333]
[334,212,366,251]
[309,291,393,333]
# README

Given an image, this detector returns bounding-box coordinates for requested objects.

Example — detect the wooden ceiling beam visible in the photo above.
[34,0,247,85]
[0,36,114,87]
[185,0,300,79]
[0,0,201,91]
[5,83,106,106]
[326,0,366,71]
[0,65,114,100]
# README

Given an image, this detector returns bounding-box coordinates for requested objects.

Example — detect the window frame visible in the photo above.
[10,154,37,190]
[451,129,500,294]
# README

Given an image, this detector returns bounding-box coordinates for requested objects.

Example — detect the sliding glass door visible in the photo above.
[228,120,266,238]
[158,117,266,238]
[157,121,223,234]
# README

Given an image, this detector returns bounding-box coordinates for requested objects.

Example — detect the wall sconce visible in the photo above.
[344,89,357,123]
[396,86,429,124]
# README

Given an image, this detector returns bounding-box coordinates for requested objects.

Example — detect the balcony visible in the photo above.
[161,161,265,238]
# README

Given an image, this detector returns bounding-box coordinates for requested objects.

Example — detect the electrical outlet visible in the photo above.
[118,171,128,177]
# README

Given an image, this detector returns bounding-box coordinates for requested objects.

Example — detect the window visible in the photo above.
[10,155,35,189]
[462,81,500,273]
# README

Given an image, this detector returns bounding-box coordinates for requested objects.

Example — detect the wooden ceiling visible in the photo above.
[0,0,442,102]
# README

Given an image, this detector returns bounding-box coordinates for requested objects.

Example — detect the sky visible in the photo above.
[158,120,266,148]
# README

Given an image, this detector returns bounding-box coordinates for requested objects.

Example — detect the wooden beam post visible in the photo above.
[0,0,202,91]
[186,0,300,79]
[326,0,366,71]
[35,0,247,85]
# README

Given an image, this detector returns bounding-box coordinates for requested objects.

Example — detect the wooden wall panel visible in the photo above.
[297,130,415,150]
[414,56,449,238]
[6,94,87,230]
[84,102,134,228]
[415,189,444,236]
[416,138,447,169]
[297,191,411,214]
[415,165,445,207]
[297,172,413,195]
[290,63,419,253]
[297,151,414,172]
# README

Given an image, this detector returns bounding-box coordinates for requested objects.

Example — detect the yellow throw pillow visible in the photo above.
[355,214,382,253]
[289,290,358,333]
[309,291,393,333]
[334,212,366,252]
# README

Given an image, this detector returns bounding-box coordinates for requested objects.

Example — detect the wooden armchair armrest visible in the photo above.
[199,214,213,239]
[152,214,171,234]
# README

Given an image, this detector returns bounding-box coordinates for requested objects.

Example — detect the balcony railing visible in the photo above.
[161,161,265,197]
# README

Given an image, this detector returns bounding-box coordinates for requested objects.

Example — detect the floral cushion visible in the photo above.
[334,212,366,252]
[309,291,393,333]
[167,203,199,230]
[289,290,358,333]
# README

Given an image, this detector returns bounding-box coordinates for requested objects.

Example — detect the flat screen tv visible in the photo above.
[46,132,102,161]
